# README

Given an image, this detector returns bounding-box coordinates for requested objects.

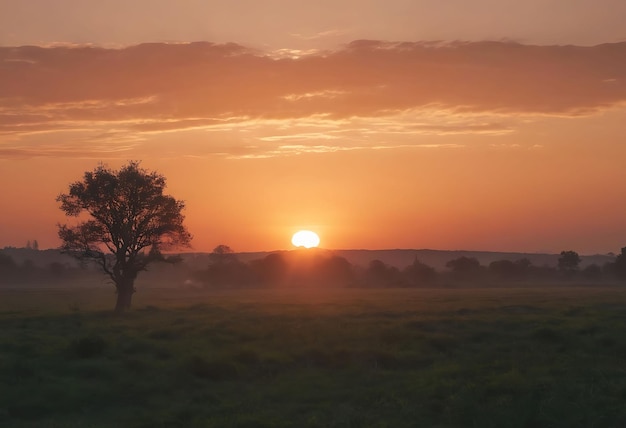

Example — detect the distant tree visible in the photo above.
[25,240,32,250]
[513,258,533,280]
[0,253,17,270]
[32,240,39,251]
[558,250,581,276]
[446,256,482,280]
[0,253,18,284]
[488,259,517,279]
[581,264,603,280]
[488,258,532,281]
[529,264,558,280]
[250,253,288,286]
[613,247,626,280]
[404,258,437,286]
[368,260,389,281]
[315,255,354,286]
[209,244,237,264]
[366,259,401,286]
[200,245,251,287]
[57,162,192,313]
[603,261,617,277]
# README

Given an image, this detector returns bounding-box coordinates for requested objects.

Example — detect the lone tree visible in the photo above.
[57,162,192,312]
[558,250,581,276]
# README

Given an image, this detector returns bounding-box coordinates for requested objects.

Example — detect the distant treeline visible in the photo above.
[2,246,626,288]
[188,246,626,288]
[0,251,87,285]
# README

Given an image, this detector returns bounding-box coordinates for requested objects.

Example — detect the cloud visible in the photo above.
[227,142,465,160]
[290,29,352,43]
[0,139,140,160]
[1,40,625,158]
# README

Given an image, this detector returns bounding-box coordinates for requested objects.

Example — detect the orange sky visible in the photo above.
[1,2,626,254]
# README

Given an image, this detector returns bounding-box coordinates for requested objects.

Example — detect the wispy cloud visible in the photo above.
[0,139,140,160]
[228,142,464,160]
[1,40,625,158]
[282,90,347,101]
[290,29,351,41]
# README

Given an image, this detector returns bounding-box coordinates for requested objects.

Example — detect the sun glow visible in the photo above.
[291,230,320,248]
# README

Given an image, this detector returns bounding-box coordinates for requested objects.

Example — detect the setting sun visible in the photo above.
[291,230,320,248]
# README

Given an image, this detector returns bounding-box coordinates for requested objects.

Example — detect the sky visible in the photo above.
[1,0,626,254]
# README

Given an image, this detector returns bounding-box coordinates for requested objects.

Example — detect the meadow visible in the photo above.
[2,286,626,427]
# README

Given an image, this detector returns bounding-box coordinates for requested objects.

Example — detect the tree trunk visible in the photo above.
[115,280,135,313]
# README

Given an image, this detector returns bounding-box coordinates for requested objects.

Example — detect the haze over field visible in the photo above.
[1,1,626,254]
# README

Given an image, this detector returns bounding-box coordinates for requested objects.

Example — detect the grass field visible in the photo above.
[2,285,626,427]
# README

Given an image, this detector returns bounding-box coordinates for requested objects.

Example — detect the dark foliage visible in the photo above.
[615,247,626,280]
[581,263,603,280]
[366,259,403,287]
[0,253,17,270]
[558,250,581,276]
[195,245,253,287]
[57,162,191,312]
[249,253,289,286]
[403,258,437,286]
[446,256,482,280]
[489,258,532,281]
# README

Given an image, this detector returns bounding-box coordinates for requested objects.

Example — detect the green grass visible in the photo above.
[2,286,626,427]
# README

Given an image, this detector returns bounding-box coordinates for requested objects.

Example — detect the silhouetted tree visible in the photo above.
[315,255,354,286]
[404,258,437,286]
[488,259,517,279]
[57,162,191,312]
[0,253,16,268]
[0,253,17,283]
[446,256,482,280]
[200,245,251,287]
[581,263,602,280]
[603,261,617,277]
[366,259,401,286]
[367,259,388,281]
[250,253,288,286]
[209,244,237,264]
[32,240,39,251]
[614,247,626,280]
[488,258,532,281]
[558,250,581,277]
[529,264,558,280]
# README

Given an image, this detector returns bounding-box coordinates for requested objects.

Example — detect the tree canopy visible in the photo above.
[558,250,581,276]
[57,161,191,312]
